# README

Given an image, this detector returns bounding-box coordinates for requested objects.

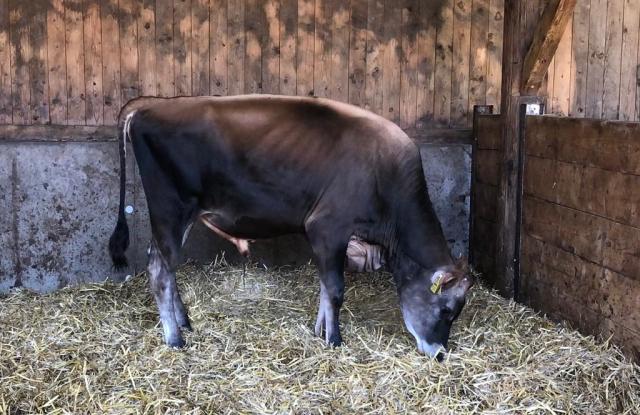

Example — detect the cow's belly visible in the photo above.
[199,211,385,272]
[199,210,303,241]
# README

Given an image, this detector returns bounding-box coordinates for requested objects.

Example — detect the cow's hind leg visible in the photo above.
[146,204,197,347]
[148,238,185,347]
[172,221,195,331]
[306,218,350,347]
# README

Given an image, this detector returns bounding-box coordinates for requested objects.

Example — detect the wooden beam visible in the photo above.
[404,127,473,146]
[522,0,577,93]
[0,125,116,141]
[0,124,472,147]
[495,0,546,298]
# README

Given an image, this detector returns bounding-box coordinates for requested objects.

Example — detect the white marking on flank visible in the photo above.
[125,205,134,214]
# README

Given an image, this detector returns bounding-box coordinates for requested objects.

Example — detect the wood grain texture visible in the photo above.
[495,0,543,297]
[476,114,502,149]
[296,0,315,96]
[313,0,332,98]
[525,116,640,175]
[6,1,640,126]
[280,0,298,95]
[525,155,640,228]
[10,0,31,124]
[476,149,501,186]
[227,0,245,95]
[119,0,140,103]
[262,0,281,94]
[521,0,577,93]
[192,0,210,96]
[0,0,513,128]
[434,0,453,126]
[83,0,103,125]
[138,0,157,96]
[381,0,401,120]
[174,0,193,96]
[469,0,489,110]
[0,0,9,123]
[550,17,572,115]
[474,182,499,221]
[619,0,639,121]
[451,0,471,126]
[585,0,607,118]
[245,0,263,93]
[102,0,121,123]
[46,0,66,124]
[348,0,367,106]
[364,0,384,113]
[65,0,85,125]
[330,0,349,102]
[415,0,436,128]
[210,0,228,95]
[521,217,640,358]
[486,0,504,111]
[602,0,624,119]
[29,0,49,124]
[399,0,418,128]
[569,0,589,117]
[156,0,175,97]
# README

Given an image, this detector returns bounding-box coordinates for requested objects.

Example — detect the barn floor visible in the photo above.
[1,262,638,414]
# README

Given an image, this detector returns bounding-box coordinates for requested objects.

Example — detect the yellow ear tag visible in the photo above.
[430,273,443,294]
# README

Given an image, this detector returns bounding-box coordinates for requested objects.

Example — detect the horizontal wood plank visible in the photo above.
[525,116,640,175]
[404,127,472,145]
[523,196,640,281]
[521,235,640,357]
[0,124,116,141]
[525,155,640,228]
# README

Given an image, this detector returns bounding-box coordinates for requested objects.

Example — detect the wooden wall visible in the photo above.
[0,0,505,129]
[470,112,501,285]
[520,115,640,359]
[546,0,640,121]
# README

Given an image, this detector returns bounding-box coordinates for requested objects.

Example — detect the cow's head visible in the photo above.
[396,257,473,360]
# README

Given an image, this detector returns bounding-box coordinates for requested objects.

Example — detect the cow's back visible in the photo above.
[124,95,418,239]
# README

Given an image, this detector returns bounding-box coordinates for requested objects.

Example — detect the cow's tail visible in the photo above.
[109,111,136,270]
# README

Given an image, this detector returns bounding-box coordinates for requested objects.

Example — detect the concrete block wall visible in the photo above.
[0,126,470,293]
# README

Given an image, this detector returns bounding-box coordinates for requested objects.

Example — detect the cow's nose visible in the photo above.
[416,340,445,360]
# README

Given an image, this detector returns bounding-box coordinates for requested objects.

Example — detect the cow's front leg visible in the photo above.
[148,240,185,348]
[314,274,345,346]
[306,217,349,347]
[173,289,192,331]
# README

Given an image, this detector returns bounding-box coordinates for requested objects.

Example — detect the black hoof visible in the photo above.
[328,332,342,347]
[180,319,193,332]
[167,337,186,349]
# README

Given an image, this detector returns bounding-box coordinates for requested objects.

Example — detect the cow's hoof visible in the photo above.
[167,337,186,349]
[327,332,342,348]
[180,319,193,332]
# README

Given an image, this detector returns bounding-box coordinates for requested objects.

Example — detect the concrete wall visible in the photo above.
[0,127,470,293]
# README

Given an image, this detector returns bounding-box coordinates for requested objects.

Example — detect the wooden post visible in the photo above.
[495,0,547,298]
[469,104,494,267]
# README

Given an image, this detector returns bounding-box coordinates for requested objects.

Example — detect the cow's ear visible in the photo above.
[429,270,456,294]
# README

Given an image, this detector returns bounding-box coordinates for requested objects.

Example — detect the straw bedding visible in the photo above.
[1,261,638,414]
